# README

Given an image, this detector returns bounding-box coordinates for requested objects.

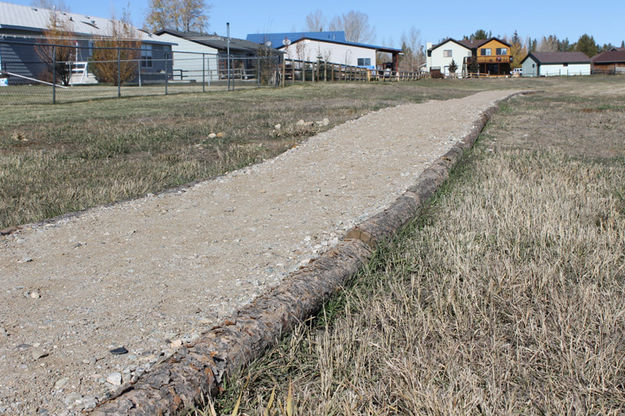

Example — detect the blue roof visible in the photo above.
[246,31,346,47]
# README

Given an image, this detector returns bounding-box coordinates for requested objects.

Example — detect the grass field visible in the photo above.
[2,76,623,230]
[0,82,466,229]
[209,83,625,414]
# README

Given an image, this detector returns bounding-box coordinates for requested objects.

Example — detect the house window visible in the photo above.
[141,44,153,68]
[480,48,492,56]
[443,49,452,57]
[496,48,507,55]
[357,58,371,66]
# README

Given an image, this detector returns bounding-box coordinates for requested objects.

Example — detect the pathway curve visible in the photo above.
[0,89,518,415]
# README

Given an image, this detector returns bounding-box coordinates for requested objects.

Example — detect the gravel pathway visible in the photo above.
[0,89,518,415]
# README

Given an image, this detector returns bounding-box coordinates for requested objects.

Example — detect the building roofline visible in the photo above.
[284,36,401,53]
[520,52,591,65]
[428,38,471,52]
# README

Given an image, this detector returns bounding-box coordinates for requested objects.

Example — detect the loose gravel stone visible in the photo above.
[109,347,128,355]
[105,372,122,386]
[0,90,519,414]
[53,377,69,390]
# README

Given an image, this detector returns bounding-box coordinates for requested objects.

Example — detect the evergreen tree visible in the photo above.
[448,59,457,73]
[574,33,598,57]
[469,49,479,74]
[509,31,527,69]
[470,29,491,41]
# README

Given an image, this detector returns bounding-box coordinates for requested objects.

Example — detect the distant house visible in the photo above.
[426,39,472,78]
[591,48,625,74]
[467,38,512,76]
[0,1,172,84]
[155,29,277,82]
[247,31,402,71]
[521,52,591,77]
[426,37,512,78]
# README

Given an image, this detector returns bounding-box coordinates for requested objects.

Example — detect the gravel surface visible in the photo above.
[0,89,518,415]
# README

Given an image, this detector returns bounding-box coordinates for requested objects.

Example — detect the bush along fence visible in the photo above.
[0,38,424,104]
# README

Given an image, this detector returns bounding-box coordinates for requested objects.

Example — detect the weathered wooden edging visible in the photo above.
[91,91,528,415]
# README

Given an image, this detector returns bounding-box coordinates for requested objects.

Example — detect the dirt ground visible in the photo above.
[0,90,518,415]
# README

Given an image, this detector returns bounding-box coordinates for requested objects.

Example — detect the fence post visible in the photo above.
[138,59,142,87]
[257,57,260,86]
[165,68,168,95]
[117,47,121,98]
[281,56,285,87]
[52,45,56,104]
[202,53,206,92]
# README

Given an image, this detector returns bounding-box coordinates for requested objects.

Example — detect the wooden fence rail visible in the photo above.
[281,58,425,85]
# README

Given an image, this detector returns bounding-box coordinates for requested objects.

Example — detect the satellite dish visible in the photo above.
[264,40,272,47]
[282,38,291,46]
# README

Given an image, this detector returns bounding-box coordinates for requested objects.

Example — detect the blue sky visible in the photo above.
[9,0,625,47]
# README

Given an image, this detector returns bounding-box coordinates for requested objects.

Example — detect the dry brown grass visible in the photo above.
[211,88,625,415]
[0,82,474,229]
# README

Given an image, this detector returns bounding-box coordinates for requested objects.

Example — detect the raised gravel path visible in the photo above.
[0,89,518,415]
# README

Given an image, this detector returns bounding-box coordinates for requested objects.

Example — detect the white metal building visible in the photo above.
[426,39,472,78]
[247,32,401,71]
[154,30,218,82]
[521,52,591,77]
[279,38,377,68]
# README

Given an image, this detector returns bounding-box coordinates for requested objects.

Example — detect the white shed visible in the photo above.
[154,30,219,82]
[521,52,591,77]
[426,39,472,78]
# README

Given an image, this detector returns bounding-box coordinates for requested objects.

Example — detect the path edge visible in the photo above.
[90,90,529,415]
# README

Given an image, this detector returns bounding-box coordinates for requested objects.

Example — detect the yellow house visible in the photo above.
[474,38,512,75]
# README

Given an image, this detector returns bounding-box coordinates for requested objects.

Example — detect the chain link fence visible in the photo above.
[0,38,282,104]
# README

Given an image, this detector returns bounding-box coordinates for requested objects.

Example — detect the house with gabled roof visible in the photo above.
[469,38,512,75]
[426,37,512,78]
[0,1,172,84]
[591,48,625,74]
[426,38,472,78]
[521,51,591,77]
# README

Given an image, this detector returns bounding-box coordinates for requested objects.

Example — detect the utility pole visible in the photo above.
[227,22,231,91]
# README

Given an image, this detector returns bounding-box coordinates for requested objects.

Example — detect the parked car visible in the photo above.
[511,67,522,77]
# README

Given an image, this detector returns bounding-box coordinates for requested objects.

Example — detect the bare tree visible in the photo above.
[305,10,326,32]
[537,35,558,52]
[399,26,423,72]
[176,0,210,32]
[35,9,75,85]
[30,0,69,11]
[328,11,375,43]
[146,0,210,33]
[145,0,174,32]
[91,10,141,85]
